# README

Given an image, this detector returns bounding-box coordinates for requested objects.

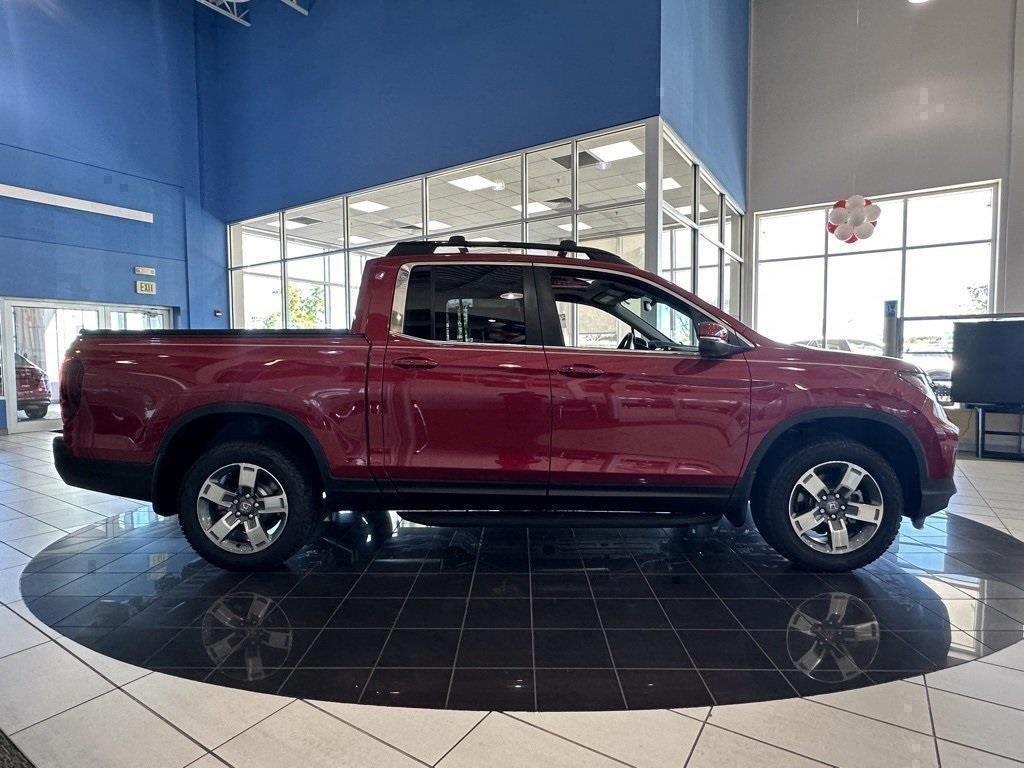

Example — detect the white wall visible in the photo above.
[747,0,1023,314]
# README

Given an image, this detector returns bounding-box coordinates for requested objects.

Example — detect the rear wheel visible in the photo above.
[178,441,320,571]
[23,405,49,420]
[752,439,902,571]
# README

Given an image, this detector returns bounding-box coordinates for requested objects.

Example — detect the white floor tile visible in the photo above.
[313,700,485,766]
[0,642,112,733]
[708,696,937,767]
[928,659,1024,710]
[672,706,711,721]
[6,529,68,556]
[31,507,107,531]
[0,543,30,571]
[216,700,421,768]
[512,709,701,768]
[937,739,1024,767]
[186,756,230,768]
[12,689,204,768]
[126,672,292,750]
[0,517,60,543]
[807,679,934,734]
[0,604,48,659]
[437,712,626,768]
[930,689,1024,761]
[54,634,151,687]
[688,724,829,767]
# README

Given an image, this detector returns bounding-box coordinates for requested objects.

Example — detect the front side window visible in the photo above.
[402,265,529,345]
[548,268,707,351]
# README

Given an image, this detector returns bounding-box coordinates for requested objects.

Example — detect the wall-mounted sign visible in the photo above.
[134,266,156,276]
[135,280,157,295]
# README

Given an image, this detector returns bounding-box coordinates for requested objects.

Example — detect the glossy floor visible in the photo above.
[19,496,1024,712]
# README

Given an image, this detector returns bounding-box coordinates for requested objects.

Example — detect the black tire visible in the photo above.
[23,405,49,420]
[752,438,903,572]
[178,441,320,571]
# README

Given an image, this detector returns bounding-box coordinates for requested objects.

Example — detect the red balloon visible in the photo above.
[827,221,838,233]
[835,199,847,208]
[845,234,858,243]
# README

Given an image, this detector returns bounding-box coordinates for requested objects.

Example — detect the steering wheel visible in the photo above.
[617,330,634,349]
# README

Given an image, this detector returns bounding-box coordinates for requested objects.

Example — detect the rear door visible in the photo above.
[537,264,751,509]
[380,262,551,505]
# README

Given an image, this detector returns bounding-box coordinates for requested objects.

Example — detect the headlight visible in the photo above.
[898,370,954,427]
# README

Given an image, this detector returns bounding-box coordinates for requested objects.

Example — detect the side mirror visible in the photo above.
[697,321,736,357]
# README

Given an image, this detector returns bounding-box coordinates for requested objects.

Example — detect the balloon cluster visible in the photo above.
[827,195,881,243]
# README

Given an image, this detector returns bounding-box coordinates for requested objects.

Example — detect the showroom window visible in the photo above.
[754,182,998,371]
[228,121,744,329]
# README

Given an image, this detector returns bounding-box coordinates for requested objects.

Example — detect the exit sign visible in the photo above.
[135,280,157,295]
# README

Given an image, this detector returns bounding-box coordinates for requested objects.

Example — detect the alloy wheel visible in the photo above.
[788,460,884,555]
[196,462,289,555]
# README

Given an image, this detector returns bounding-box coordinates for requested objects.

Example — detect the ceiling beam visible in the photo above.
[194,0,251,26]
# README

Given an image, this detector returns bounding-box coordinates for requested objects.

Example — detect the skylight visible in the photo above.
[588,140,643,163]
[350,200,389,213]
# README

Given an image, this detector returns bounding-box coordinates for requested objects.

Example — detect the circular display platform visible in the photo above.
[20,508,1024,711]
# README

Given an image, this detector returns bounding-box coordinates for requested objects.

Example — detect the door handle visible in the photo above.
[393,356,438,370]
[558,363,604,379]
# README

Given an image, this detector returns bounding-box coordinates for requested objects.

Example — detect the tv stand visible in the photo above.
[970,404,1024,461]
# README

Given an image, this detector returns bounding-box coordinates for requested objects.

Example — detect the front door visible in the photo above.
[537,264,751,509]
[380,262,551,506]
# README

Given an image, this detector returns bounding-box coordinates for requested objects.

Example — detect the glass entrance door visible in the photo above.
[0,300,172,433]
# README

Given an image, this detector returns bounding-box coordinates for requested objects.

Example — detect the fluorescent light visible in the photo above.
[588,140,642,163]
[675,204,710,217]
[348,235,371,245]
[448,174,498,191]
[637,178,681,192]
[473,236,498,242]
[350,200,389,213]
[427,220,450,230]
[557,222,592,232]
[512,202,552,214]
[499,292,524,300]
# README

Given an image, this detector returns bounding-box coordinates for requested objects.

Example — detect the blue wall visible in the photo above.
[0,0,229,326]
[660,0,749,208]
[195,0,663,223]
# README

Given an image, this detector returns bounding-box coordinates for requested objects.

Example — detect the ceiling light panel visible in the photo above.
[349,200,389,213]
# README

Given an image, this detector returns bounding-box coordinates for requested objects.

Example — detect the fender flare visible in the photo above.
[726,406,927,525]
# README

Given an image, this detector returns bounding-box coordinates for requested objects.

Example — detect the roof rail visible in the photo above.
[385,236,629,265]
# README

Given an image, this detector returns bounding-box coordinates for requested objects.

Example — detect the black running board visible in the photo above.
[396,510,723,528]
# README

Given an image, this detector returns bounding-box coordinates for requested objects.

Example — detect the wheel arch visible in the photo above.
[730,407,926,525]
[151,404,329,517]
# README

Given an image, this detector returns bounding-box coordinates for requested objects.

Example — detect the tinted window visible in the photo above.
[403,265,528,345]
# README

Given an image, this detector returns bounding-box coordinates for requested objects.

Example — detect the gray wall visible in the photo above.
[747,0,1022,316]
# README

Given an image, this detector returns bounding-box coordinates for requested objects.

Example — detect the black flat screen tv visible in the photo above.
[950,320,1024,405]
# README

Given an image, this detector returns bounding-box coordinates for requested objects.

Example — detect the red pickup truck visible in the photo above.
[54,238,958,572]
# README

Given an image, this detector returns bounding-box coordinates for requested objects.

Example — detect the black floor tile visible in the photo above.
[348,574,416,598]
[379,629,460,667]
[619,669,712,709]
[645,575,716,599]
[449,668,534,711]
[302,629,390,667]
[409,573,472,598]
[535,669,623,710]
[677,630,775,669]
[723,599,799,630]
[703,670,795,704]
[328,598,403,628]
[606,629,692,668]
[465,598,531,629]
[533,598,599,629]
[285,573,356,598]
[588,574,656,598]
[395,598,466,629]
[661,599,741,630]
[703,574,777,599]
[596,599,669,629]
[362,668,453,708]
[456,629,533,668]
[471,573,530,598]
[531,572,591,598]
[278,668,369,702]
[534,629,612,668]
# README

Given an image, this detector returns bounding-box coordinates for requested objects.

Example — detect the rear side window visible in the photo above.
[402,265,529,345]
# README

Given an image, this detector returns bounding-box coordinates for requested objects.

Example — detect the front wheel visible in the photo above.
[178,441,320,571]
[23,405,49,420]
[752,439,903,571]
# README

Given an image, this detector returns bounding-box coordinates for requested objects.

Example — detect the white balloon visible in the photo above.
[847,194,866,209]
[864,203,882,221]
[834,223,855,241]
[854,221,875,239]
[848,210,867,227]
[828,207,850,225]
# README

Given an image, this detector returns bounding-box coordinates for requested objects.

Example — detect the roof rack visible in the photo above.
[385,236,629,265]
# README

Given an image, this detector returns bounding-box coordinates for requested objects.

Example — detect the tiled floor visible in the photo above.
[0,429,1022,767]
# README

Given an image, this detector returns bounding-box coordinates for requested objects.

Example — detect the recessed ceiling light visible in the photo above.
[512,202,552,214]
[473,236,498,242]
[637,178,681,192]
[448,174,498,191]
[499,291,524,300]
[588,140,643,163]
[557,222,592,232]
[427,220,451,231]
[350,200,389,213]
[348,235,371,245]
[675,204,710,217]
[908,0,930,4]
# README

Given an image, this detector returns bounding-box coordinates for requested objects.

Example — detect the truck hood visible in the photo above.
[756,340,921,374]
